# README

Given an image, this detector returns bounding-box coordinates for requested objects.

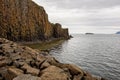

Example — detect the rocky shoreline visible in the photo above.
[0,38,106,80]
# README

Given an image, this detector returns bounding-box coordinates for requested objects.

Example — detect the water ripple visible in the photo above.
[50,34,120,80]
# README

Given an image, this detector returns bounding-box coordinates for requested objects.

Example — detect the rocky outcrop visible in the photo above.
[53,23,69,39]
[0,0,69,41]
[0,38,105,80]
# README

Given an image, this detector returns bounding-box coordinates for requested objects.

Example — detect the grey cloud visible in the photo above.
[39,0,120,9]
[33,0,120,33]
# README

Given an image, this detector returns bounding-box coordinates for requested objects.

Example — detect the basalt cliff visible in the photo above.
[0,0,69,41]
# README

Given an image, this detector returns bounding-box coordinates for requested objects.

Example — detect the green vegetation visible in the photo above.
[23,39,65,50]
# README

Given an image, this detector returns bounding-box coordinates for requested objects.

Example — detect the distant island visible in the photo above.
[85,33,94,35]
[116,31,120,34]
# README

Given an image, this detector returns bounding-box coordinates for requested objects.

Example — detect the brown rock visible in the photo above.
[13,60,25,68]
[8,66,23,76]
[0,56,7,67]
[82,72,101,80]
[53,23,69,39]
[61,64,84,76]
[21,64,40,76]
[0,67,19,80]
[40,66,70,80]
[23,46,39,55]
[10,53,21,61]
[73,75,83,80]
[13,74,41,80]
[40,61,50,69]
[46,57,60,65]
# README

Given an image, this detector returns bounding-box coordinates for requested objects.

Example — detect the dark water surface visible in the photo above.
[50,34,120,80]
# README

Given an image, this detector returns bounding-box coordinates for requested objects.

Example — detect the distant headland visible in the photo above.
[116,31,120,34]
[85,33,94,35]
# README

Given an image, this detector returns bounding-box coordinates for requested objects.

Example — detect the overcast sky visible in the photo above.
[33,0,120,34]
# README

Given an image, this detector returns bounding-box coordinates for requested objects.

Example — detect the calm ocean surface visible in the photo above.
[50,34,120,80]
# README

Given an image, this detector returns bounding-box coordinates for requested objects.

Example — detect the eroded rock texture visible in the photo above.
[0,0,69,41]
[0,38,104,80]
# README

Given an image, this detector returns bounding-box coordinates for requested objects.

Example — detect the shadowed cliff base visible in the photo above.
[0,0,70,41]
[23,38,66,50]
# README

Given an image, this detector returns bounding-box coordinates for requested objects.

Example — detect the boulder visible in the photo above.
[21,64,40,76]
[61,64,84,76]
[8,66,23,76]
[36,54,46,62]
[0,67,13,80]
[9,53,22,61]
[40,66,70,80]
[1,44,14,53]
[13,60,25,68]
[40,61,50,70]
[13,74,41,80]
[52,23,69,39]
[73,75,83,80]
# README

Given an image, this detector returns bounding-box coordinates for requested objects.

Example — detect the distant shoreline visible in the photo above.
[85,33,94,35]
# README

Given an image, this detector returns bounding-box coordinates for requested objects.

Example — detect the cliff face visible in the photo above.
[53,23,69,39]
[0,0,69,41]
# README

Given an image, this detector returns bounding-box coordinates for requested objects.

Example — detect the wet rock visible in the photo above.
[61,64,84,76]
[46,57,60,65]
[82,72,93,80]
[13,74,41,80]
[23,46,39,55]
[2,44,14,53]
[21,64,40,76]
[36,54,46,62]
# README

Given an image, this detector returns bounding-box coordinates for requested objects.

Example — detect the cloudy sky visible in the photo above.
[33,0,120,34]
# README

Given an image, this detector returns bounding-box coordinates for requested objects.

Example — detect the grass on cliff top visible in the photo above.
[23,38,65,50]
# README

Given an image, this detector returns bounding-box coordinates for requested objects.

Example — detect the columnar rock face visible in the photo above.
[0,0,69,41]
[53,23,69,38]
